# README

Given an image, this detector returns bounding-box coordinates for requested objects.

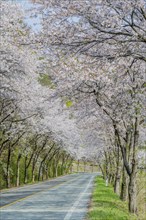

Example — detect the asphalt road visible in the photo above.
[0,173,98,220]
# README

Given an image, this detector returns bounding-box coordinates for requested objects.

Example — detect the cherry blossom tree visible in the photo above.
[23,0,146,214]
[1,1,100,189]
[1,0,145,215]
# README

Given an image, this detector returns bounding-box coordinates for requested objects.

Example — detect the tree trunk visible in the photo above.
[55,161,58,177]
[111,174,115,186]
[104,152,109,180]
[128,116,138,213]
[128,171,137,213]
[66,159,73,174]
[77,160,79,172]
[38,158,47,181]
[42,166,44,181]
[6,144,11,188]
[54,153,60,177]
[49,161,53,178]
[109,173,112,184]
[70,164,73,173]
[61,155,65,175]
[32,167,35,183]
[45,161,49,180]
[32,160,36,183]
[114,144,121,195]
[16,154,21,187]
[120,165,128,201]
[24,156,28,184]
[99,164,106,179]
[38,162,43,181]
[84,161,86,172]
[92,164,94,173]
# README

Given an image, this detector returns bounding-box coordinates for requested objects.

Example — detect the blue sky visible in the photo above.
[8,0,81,33]
[10,0,42,32]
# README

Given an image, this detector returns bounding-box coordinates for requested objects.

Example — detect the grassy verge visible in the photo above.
[87,176,137,220]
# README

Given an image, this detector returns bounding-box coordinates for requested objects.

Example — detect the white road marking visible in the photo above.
[64,176,94,220]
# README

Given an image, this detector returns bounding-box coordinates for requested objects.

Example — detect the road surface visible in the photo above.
[0,173,98,220]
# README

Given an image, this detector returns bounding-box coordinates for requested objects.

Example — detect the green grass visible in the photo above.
[87,176,137,220]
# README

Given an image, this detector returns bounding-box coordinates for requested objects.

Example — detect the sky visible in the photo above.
[10,0,42,32]
[9,0,80,32]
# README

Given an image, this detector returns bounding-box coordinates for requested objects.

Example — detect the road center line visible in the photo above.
[64,176,94,220]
